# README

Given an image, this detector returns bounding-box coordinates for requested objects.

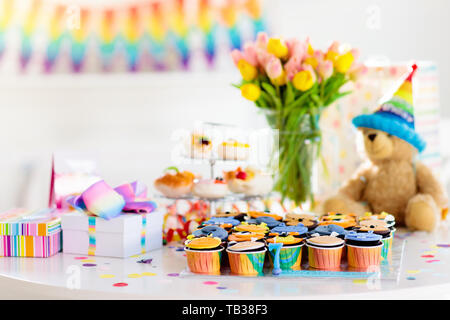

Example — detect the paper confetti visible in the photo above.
[406,277,416,280]
[80,259,96,263]
[437,244,450,248]
[352,279,367,284]
[406,270,421,274]
[74,257,88,260]
[421,255,435,258]
[142,272,157,276]
[99,274,115,279]
[167,273,180,277]
[82,263,97,267]
[425,259,440,263]
[137,258,153,264]
[128,273,142,278]
[203,281,218,285]
[113,282,128,287]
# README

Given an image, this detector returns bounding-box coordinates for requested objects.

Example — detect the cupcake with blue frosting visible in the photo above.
[345,231,383,269]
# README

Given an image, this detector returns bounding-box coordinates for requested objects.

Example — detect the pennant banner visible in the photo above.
[0,0,267,73]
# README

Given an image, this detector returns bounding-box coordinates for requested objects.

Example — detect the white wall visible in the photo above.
[1,0,449,210]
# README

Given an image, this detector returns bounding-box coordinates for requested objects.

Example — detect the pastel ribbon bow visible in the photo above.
[67,180,157,220]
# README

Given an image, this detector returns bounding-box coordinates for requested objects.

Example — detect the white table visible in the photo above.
[1,227,450,299]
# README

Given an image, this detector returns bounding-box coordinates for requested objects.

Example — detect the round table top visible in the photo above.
[1,227,450,299]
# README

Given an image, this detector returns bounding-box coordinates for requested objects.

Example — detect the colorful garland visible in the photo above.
[0,0,267,73]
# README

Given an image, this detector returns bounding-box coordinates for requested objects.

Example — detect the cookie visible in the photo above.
[234,223,269,234]
[228,232,265,242]
[192,226,228,240]
[266,235,303,245]
[247,211,283,221]
[185,237,222,250]
[284,213,319,229]
[306,235,344,247]
[227,241,265,252]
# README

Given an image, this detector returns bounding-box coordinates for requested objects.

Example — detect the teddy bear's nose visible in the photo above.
[368,133,377,141]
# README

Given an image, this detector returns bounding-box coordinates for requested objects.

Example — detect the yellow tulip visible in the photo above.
[292,70,315,91]
[335,51,354,73]
[237,59,258,81]
[304,57,318,69]
[325,50,339,63]
[270,70,287,86]
[241,83,261,101]
[267,38,289,59]
[307,43,314,55]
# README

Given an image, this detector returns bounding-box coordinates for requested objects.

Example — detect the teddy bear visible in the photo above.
[323,64,448,232]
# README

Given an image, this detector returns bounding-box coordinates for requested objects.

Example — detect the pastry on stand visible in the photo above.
[154,167,195,198]
[192,177,229,199]
[225,166,273,196]
[218,140,250,161]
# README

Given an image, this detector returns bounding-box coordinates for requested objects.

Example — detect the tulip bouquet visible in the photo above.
[231,32,363,205]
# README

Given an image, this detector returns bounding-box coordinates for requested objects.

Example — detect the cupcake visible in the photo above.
[345,231,383,269]
[214,211,246,221]
[269,223,308,238]
[233,222,269,235]
[309,224,348,239]
[192,225,228,241]
[218,140,250,161]
[226,241,266,276]
[246,216,282,229]
[224,166,273,196]
[354,220,392,260]
[284,213,319,230]
[306,234,345,270]
[266,235,304,271]
[192,177,228,199]
[184,237,224,275]
[359,211,396,228]
[202,217,240,232]
[154,167,195,198]
[187,133,212,159]
[228,232,266,242]
[319,212,357,229]
[247,211,283,221]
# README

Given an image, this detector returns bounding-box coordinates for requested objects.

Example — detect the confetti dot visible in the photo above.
[142,272,157,276]
[82,263,97,267]
[216,287,227,290]
[352,279,367,284]
[203,281,218,285]
[167,273,179,277]
[80,259,96,263]
[128,273,142,278]
[406,270,421,274]
[113,282,128,287]
[137,258,153,264]
[437,244,450,248]
[130,254,141,258]
[74,257,88,260]
[426,259,440,263]
[421,255,435,258]
[406,277,416,280]
[99,274,115,279]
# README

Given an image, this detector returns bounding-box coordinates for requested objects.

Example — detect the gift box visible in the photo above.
[0,208,63,257]
[318,61,442,198]
[61,210,164,258]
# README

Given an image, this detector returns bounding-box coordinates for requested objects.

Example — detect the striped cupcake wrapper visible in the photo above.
[185,248,223,275]
[307,244,343,270]
[227,249,266,276]
[381,236,393,260]
[347,243,383,269]
[269,244,303,271]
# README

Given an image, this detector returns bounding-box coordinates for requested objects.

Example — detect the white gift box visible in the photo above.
[61,211,163,258]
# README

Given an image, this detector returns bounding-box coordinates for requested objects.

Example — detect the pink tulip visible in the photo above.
[231,49,245,67]
[285,55,302,80]
[243,43,259,66]
[265,56,283,79]
[256,32,269,49]
[286,38,307,61]
[317,59,333,80]
[350,48,360,62]
[327,41,340,53]
[256,47,273,68]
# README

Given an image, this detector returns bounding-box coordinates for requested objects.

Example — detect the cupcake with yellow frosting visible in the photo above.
[184,237,224,275]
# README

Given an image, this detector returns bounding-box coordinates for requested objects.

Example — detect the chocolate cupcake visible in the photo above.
[345,231,383,269]
[309,224,348,239]
[214,211,247,222]
[202,217,240,232]
[192,225,228,241]
[269,223,308,238]
[246,216,283,229]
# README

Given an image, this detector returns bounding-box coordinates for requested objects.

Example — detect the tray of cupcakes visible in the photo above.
[181,211,404,280]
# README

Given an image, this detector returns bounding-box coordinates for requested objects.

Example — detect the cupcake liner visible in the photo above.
[381,235,393,260]
[185,248,223,275]
[347,243,383,269]
[268,244,303,271]
[306,244,343,270]
[227,248,266,276]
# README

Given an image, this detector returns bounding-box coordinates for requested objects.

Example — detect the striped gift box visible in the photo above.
[0,208,64,257]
